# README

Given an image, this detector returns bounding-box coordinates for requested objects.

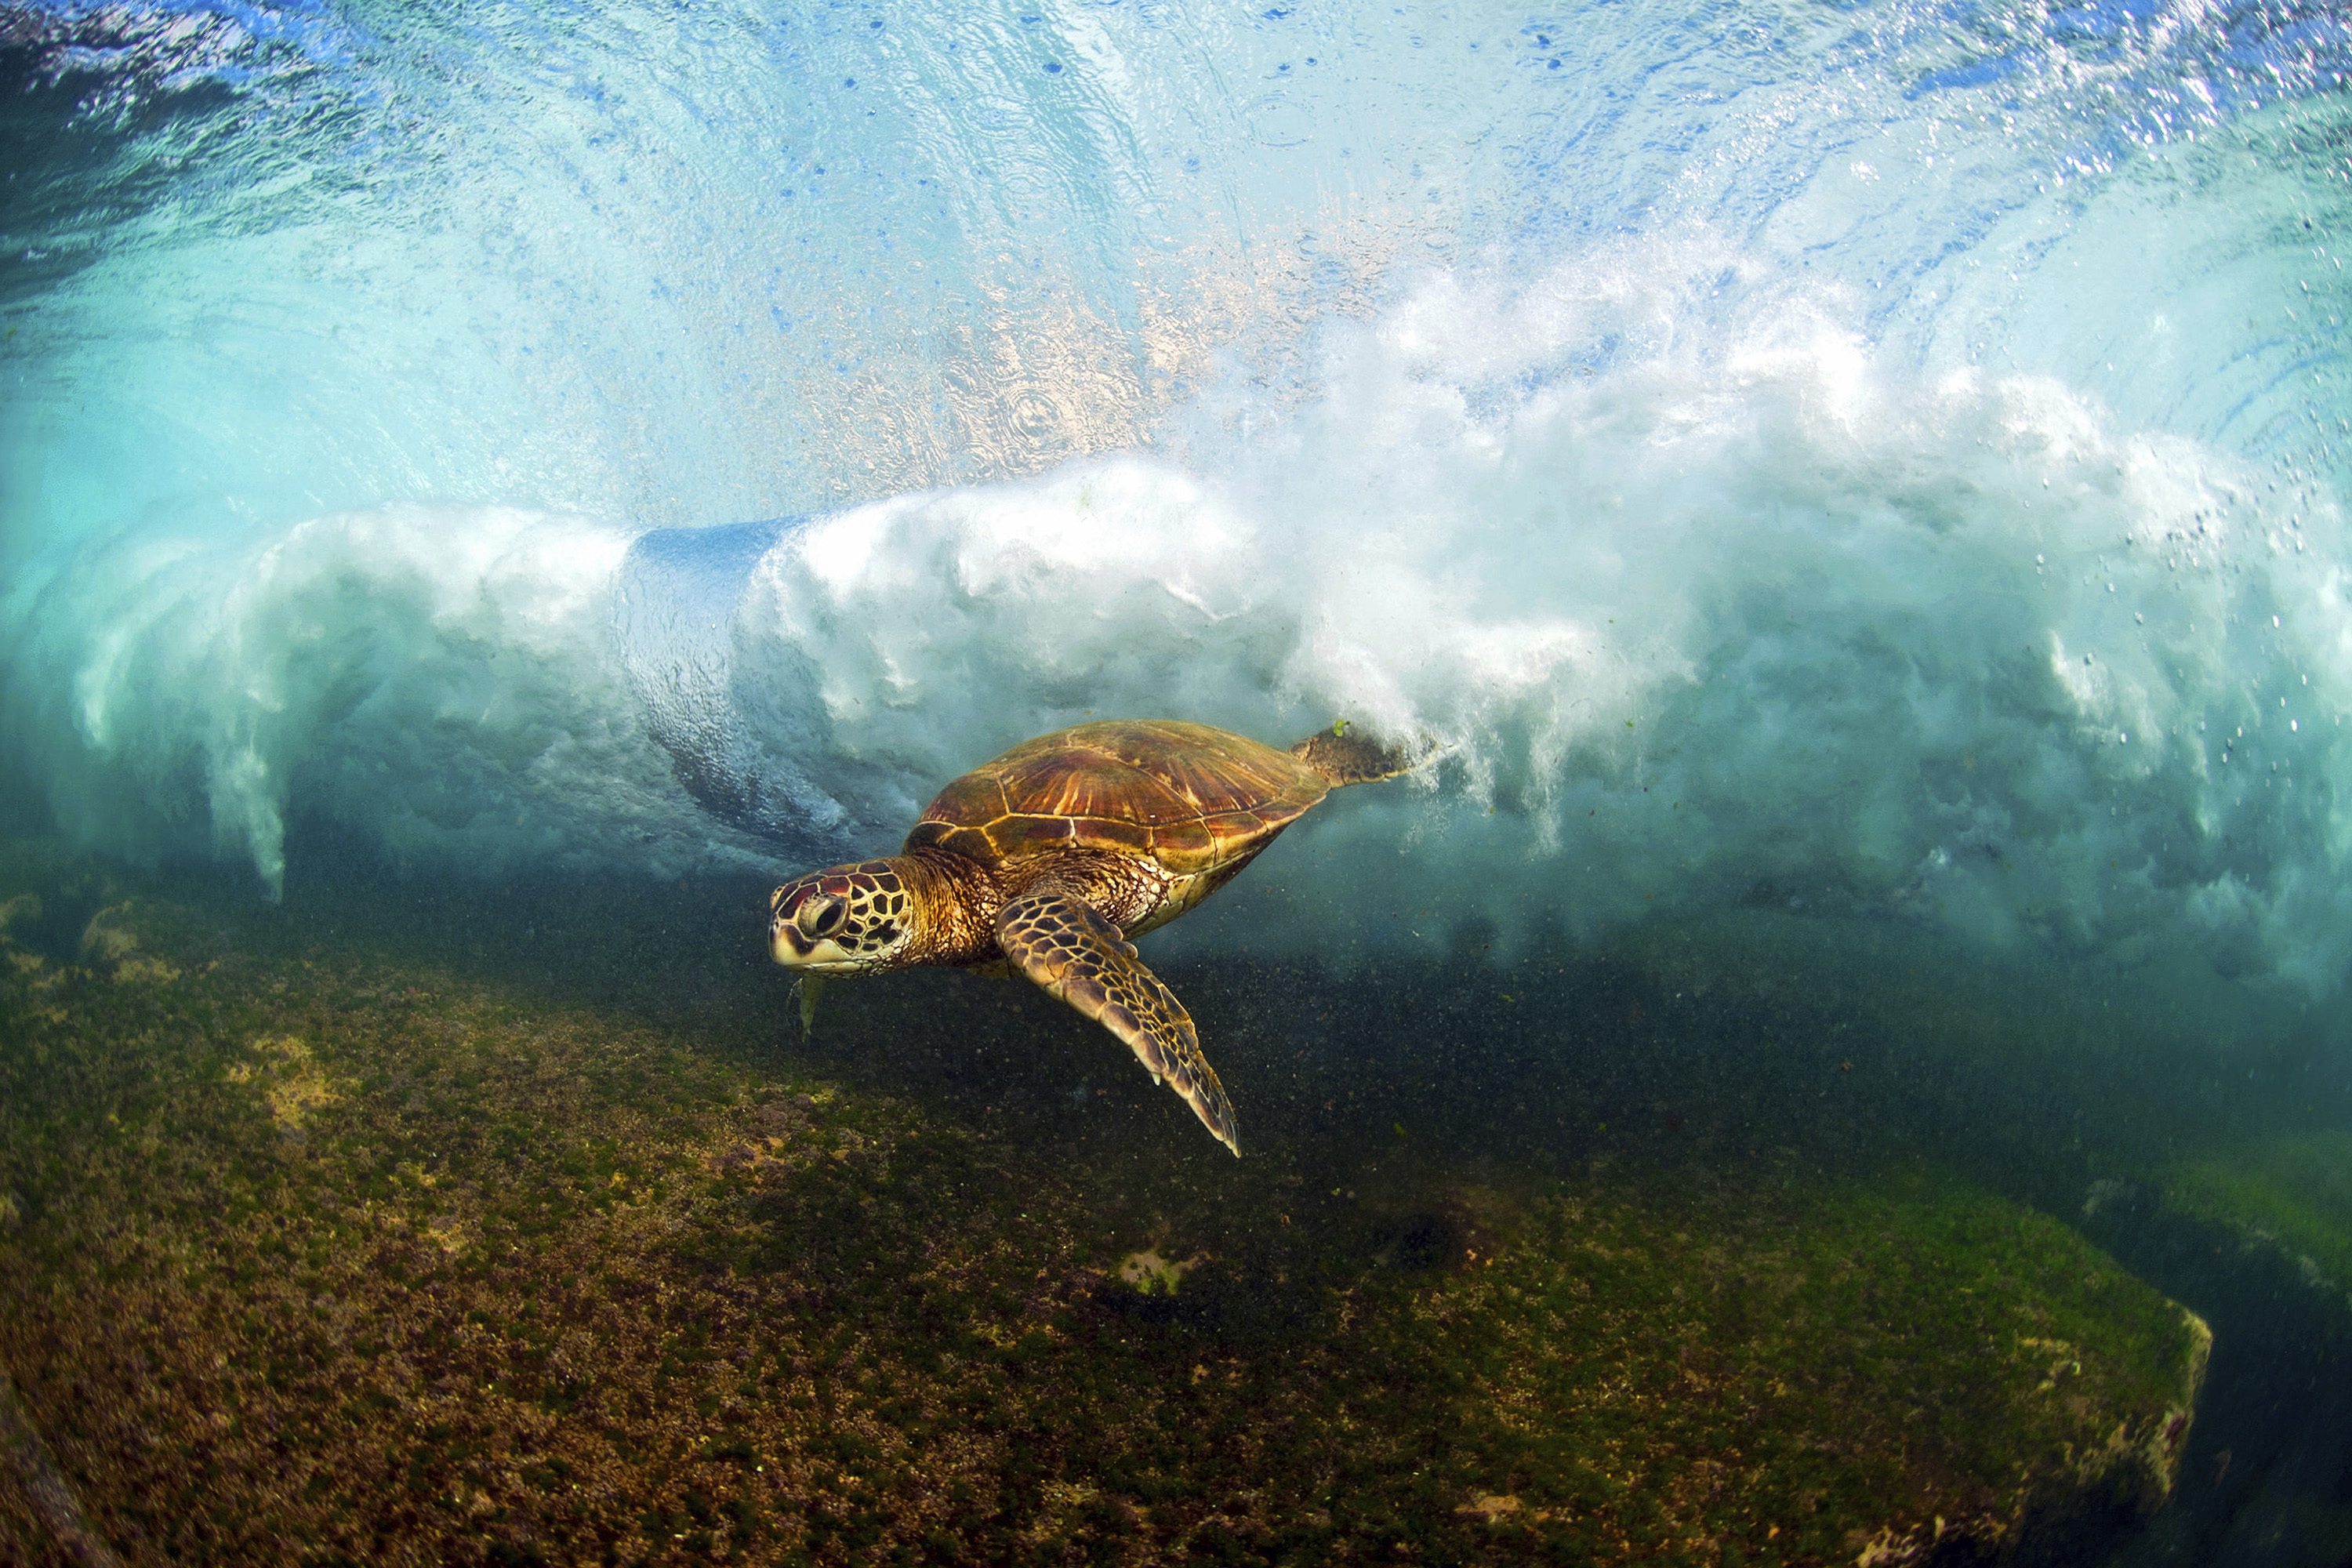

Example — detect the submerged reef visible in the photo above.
[0,843,2216,1565]
[2160,1133,2352,1318]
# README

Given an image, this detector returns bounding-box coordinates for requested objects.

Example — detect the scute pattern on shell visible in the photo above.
[904,720,1329,877]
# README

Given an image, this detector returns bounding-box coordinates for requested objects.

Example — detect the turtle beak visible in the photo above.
[770,889,858,970]
[772,922,855,969]
[769,873,905,975]
[771,883,844,967]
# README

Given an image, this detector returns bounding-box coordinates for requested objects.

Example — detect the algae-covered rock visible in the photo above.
[1419,1170,2206,1564]
[2161,1132,2352,1317]
[0,860,2212,1566]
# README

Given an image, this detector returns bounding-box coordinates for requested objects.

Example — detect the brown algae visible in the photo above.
[0,852,2209,1565]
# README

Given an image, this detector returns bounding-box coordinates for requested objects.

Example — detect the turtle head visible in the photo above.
[769,858,917,975]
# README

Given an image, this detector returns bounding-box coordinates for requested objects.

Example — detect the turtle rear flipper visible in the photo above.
[1288,723,1431,787]
[996,890,1241,1157]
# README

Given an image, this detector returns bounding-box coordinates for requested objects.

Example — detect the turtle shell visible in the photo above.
[904,720,1330,877]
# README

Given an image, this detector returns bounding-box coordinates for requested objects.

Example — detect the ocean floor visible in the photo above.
[0,837,2339,1566]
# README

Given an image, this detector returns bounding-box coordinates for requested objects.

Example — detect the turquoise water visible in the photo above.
[5,0,2350,1004]
[2,3,2350,1556]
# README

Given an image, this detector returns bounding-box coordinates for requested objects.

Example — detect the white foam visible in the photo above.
[4,245,2346,997]
[5,504,723,896]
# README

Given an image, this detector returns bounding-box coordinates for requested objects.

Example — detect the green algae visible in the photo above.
[1314,1164,2205,1565]
[2163,1131,2352,1307]
[0,848,2212,1565]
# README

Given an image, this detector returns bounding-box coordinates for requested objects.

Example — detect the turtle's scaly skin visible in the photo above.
[769,720,1421,1156]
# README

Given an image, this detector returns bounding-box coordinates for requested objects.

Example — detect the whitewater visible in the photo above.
[2,0,2348,1004]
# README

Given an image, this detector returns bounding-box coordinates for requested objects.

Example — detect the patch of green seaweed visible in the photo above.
[2164,1131,2352,1304]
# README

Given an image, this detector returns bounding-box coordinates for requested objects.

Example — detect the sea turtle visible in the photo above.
[768,720,1421,1156]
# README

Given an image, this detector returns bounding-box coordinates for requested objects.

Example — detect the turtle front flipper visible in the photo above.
[996,891,1241,1157]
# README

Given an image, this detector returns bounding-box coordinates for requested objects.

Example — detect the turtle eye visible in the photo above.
[797,896,846,939]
